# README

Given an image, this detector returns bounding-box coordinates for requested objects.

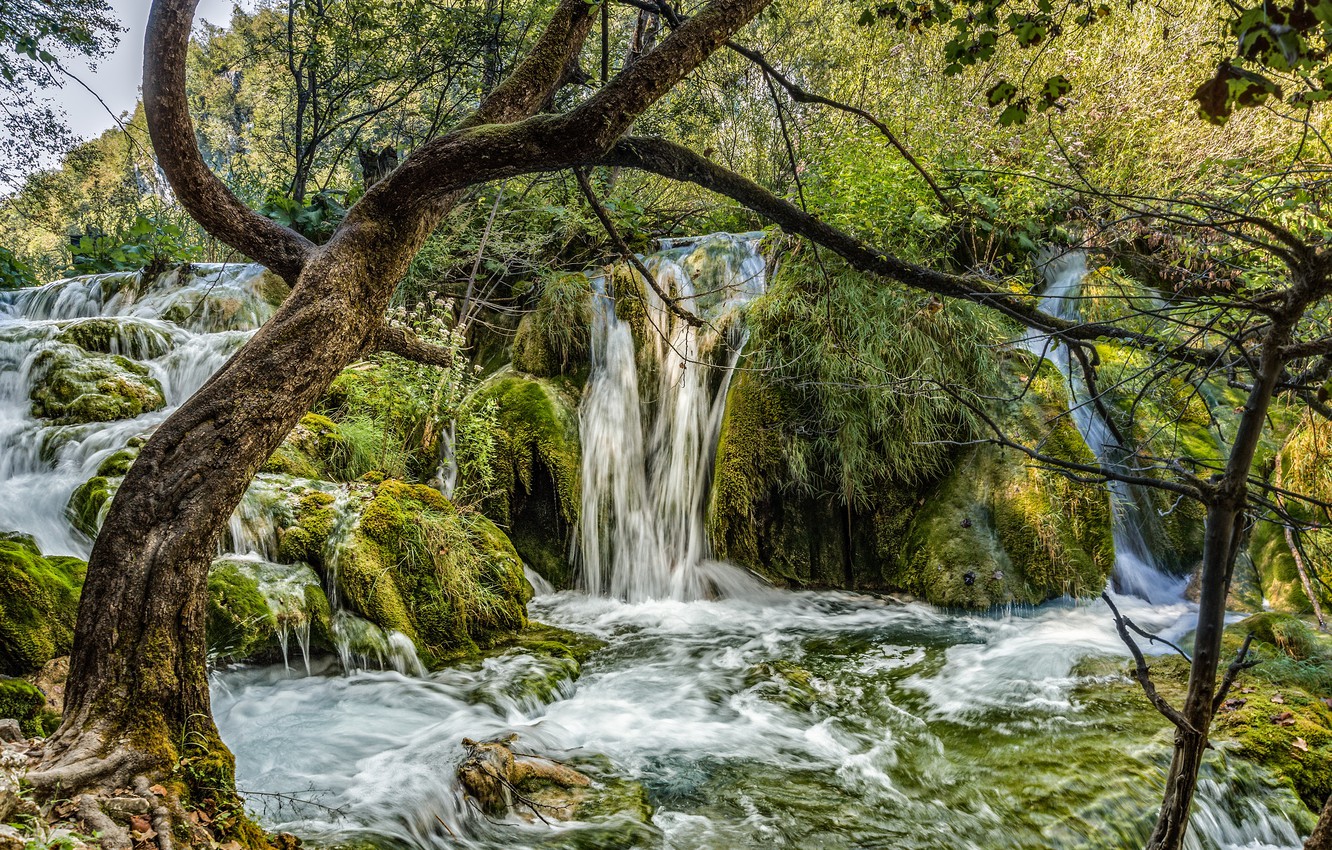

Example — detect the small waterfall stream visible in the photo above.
[575,233,766,601]
[1030,252,1187,603]
[0,250,1311,849]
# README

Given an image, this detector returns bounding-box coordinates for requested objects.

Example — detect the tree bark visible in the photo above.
[1308,795,1332,850]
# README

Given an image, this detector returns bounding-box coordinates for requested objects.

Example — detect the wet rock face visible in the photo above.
[27,344,165,424]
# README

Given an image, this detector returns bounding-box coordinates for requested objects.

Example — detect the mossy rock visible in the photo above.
[333,480,531,664]
[709,368,909,589]
[0,533,86,676]
[66,475,118,539]
[1090,620,1332,811]
[0,678,55,737]
[512,272,593,378]
[744,660,824,711]
[206,558,332,664]
[96,437,145,477]
[28,344,165,424]
[1235,613,1331,662]
[55,317,175,360]
[886,354,1114,608]
[478,621,608,703]
[465,374,581,588]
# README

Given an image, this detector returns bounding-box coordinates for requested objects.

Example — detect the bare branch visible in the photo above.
[371,323,456,367]
[1103,593,1199,734]
[1212,632,1258,712]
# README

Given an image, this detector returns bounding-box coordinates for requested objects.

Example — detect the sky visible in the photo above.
[57,0,253,142]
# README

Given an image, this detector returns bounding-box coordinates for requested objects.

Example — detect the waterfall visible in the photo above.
[575,233,767,601]
[1029,251,1185,603]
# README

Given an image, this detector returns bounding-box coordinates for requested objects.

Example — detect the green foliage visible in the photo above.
[0,0,119,191]
[67,214,200,276]
[0,246,36,289]
[512,272,593,378]
[0,533,85,675]
[746,249,1003,504]
[259,189,349,243]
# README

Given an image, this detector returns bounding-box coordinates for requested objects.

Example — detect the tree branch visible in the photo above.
[1103,593,1200,735]
[1211,632,1258,713]
[145,0,315,283]
[574,168,702,327]
[599,136,1227,371]
[371,323,456,367]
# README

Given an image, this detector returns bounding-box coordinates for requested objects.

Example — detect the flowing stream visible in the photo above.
[1030,252,1187,604]
[0,246,1312,849]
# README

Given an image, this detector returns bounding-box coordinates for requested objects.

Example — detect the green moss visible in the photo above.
[0,533,86,675]
[206,561,277,663]
[332,481,530,664]
[465,374,581,588]
[28,344,166,424]
[96,439,143,477]
[0,678,49,737]
[710,370,789,570]
[888,354,1114,608]
[66,475,117,538]
[512,272,593,378]
[206,558,333,664]
[1236,613,1329,662]
[277,490,337,564]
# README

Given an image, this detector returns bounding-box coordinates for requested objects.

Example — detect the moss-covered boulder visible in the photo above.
[339,480,529,662]
[272,478,531,664]
[28,344,165,424]
[55,317,175,360]
[0,533,85,676]
[512,272,593,379]
[206,558,332,664]
[66,476,118,539]
[0,678,56,738]
[465,374,581,588]
[892,394,1114,607]
[711,352,1115,607]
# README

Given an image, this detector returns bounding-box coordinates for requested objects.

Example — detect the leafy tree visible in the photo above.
[0,0,120,191]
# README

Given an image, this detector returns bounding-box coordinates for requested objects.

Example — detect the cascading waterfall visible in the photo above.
[0,262,422,674]
[1029,251,1186,603]
[575,233,767,601]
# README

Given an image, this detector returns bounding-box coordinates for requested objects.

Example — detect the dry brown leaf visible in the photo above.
[1271,693,1286,704]
[1293,737,1309,752]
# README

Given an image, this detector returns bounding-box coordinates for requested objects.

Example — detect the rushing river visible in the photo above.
[0,247,1315,849]
[214,590,1310,850]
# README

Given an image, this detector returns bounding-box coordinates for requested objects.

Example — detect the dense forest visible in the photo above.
[2,0,1332,849]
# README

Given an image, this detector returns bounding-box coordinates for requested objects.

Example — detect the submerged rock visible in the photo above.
[28,344,165,424]
[457,736,653,827]
[0,533,85,676]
